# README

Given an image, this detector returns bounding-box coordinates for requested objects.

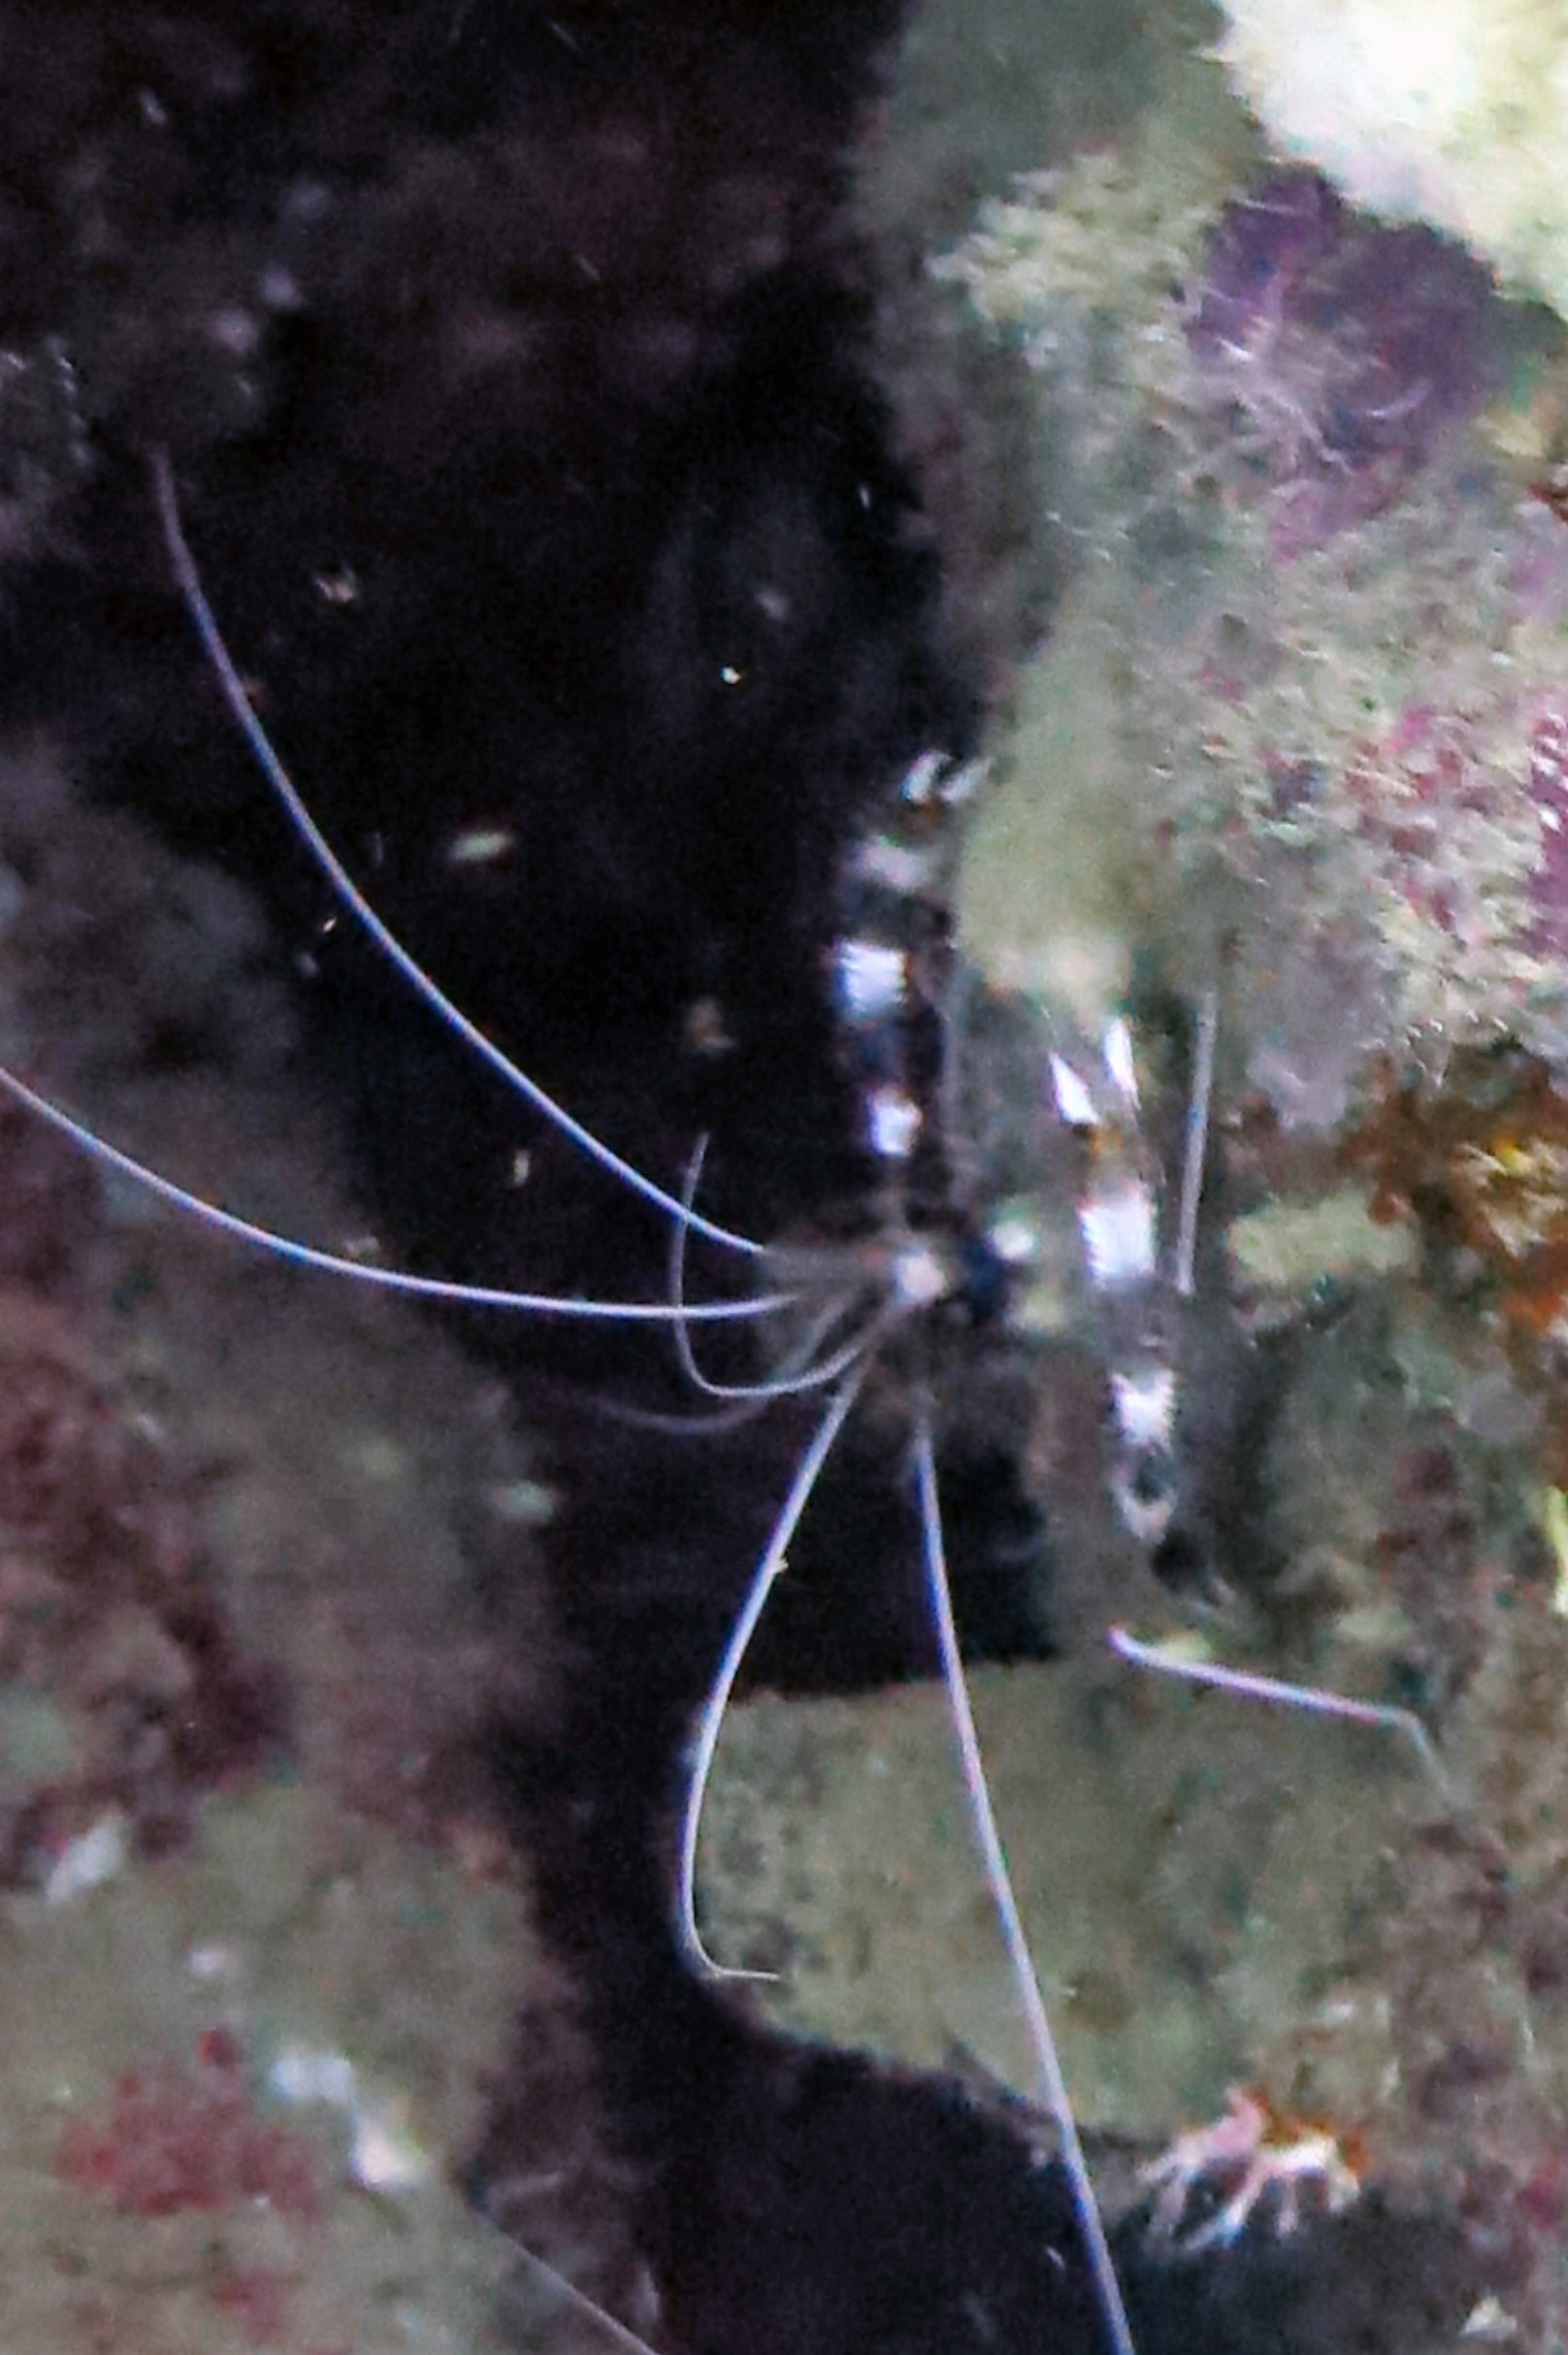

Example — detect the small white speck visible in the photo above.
[488,1478,556,1527]
[351,2096,435,2192]
[1460,2295,1518,2341]
[271,2043,359,2110]
[890,1239,948,1310]
[1110,1364,1177,1451]
[1103,1016,1139,1107]
[259,265,304,313]
[987,1209,1040,1266]
[834,938,905,1025]
[445,824,516,868]
[1081,1177,1159,1288]
[899,750,946,805]
[1049,1054,1096,1129]
[45,1813,127,1905]
[185,1943,239,1983]
[848,836,938,895]
[866,1084,921,1162]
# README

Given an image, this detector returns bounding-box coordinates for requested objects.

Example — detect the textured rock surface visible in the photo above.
[697,1654,1424,2136]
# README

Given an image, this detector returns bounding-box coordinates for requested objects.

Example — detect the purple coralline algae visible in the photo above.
[1187,171,1502,553]
[940,138,1568,1095]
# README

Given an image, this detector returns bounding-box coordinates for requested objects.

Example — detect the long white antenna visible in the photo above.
[1108,1623,1452,1801]
[1173,987,1218,1300]
[915,1420,1138,2355]
[675,1361,869,1979]
[150,447,765,1264]
[0,1065,791,1325]
[477,2212,665,2355]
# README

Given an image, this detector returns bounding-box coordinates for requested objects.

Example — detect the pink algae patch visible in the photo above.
[210,2265,297,2348]
[56,2036,320,2227]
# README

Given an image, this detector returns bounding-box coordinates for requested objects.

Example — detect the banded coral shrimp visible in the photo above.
[0,436,1495,2355]
[1,452,1139,2351]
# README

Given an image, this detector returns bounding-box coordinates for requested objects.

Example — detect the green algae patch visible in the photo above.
[1227,1187,1419,1298]
[696,1655,1422,2139]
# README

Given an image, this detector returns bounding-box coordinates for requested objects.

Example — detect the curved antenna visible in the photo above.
[914,1417,1137,2355]
[672,1287,884,1408]
[149,447,765,1266]
[524,1307,876,1438]
[549,1382,791,1438]
[0,1065,794,1326]
[680,1289,894,1404]
[668,1138,889,1402]
[675,1358,870,1979]
[1108,1624,1452,1803]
